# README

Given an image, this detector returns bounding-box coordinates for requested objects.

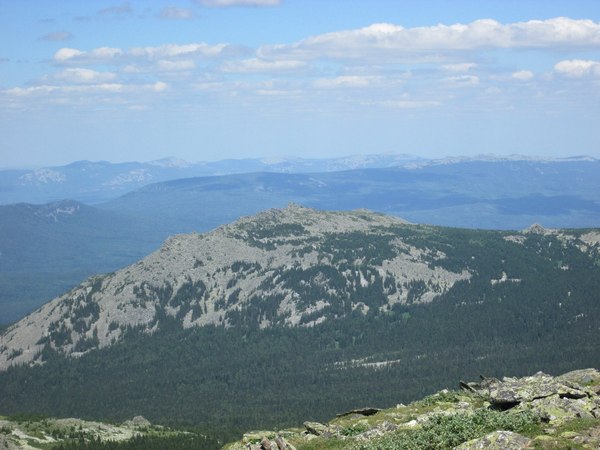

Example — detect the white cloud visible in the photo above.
[554,59,600,78]
[54,43,229,65]
[52,68,117,84]
[159,7,195,20]
[4,81,167,97]
[129,43,227,59]
[198,0,280,6]
[313,75,379,88]
[444,75,480,86]
[54,48,84,62]
[512,70,534,81]
[219,58,307,73]
[378,100,442,109]
[259,17,600,62]
[156,60,196,71]
[152,81,168,92]
[442,63,477,72]
[6,84,123,96]
[54,47,123,63]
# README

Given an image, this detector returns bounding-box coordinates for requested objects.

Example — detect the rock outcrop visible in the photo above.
[0,205,471,370]
[224,368,600,449]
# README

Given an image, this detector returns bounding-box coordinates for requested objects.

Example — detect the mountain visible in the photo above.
[100,159,600,233]
[3,158,599,324]
[0,154,423,205]
[0,206,599,441]
[2,154,597,207]
[0,200,163,324]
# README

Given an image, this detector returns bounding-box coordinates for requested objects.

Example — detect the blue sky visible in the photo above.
[1,0,600,168]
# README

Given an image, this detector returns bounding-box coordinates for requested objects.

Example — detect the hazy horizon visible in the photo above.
[2,0,600,167]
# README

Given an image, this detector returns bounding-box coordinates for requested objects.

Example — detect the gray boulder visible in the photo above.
[454,430,532,449]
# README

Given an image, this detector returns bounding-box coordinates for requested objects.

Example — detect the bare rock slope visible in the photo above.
[2,204,599,372]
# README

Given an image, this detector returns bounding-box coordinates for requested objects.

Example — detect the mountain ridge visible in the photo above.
[0,205,599,440]
[1,205,599,372]
[2,154,598,206]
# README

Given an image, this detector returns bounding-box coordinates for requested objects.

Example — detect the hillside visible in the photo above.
[0,414,218,449]
[0,200,163,323]
[0,206,599,442]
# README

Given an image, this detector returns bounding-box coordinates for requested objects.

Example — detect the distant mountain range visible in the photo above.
[100,159,600,232]
[0,154,424,205]
[1,154,596,205]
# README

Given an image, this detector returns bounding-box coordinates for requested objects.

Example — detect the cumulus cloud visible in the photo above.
[51,68,118,84]
[444,75,480,86]
[512,70,534,81]
[6,84,123,96]
[130,43,228,59]
[258,17,600,62]
[313,75,379,88]
[5,81,167,97]
[376,100,442,109]
[198,0,280,6]
[159,7,195,20]
[54,47,123,63]
[54,48,85,62]
[54,43,230,65]
[39,31,73,42]
[442,63,477,72]
[554,59,600,77]
[156,60,196,71]
[219,58,306,73]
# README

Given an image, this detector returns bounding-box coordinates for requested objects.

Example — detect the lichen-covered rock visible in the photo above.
[303,421,340,437]
[557,368,600,386]
[0,435,17,450]
[454,430,532,449]
[525,394,596,425]
[128,415,151,427]
[242,431,277,444]
[464,372,589,406]
[570,423,600,448]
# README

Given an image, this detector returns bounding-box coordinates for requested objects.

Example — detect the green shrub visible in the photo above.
[354,409,540,450]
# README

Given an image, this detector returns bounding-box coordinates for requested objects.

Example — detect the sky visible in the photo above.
[1,0,600,168]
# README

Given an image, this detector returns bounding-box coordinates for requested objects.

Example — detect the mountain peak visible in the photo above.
[0,207,443,370]
[1,206,598,374]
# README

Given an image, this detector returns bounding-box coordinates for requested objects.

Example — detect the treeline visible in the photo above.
[53,434,219,450]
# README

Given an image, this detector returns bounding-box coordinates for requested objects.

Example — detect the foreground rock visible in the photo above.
[455,431,532,449]
[462,369,600,424]
[224,368,600,449]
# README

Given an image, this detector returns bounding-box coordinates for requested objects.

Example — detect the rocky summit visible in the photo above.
[225,368,600,449]
[1,204,599,371]
[0,205,466,369]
